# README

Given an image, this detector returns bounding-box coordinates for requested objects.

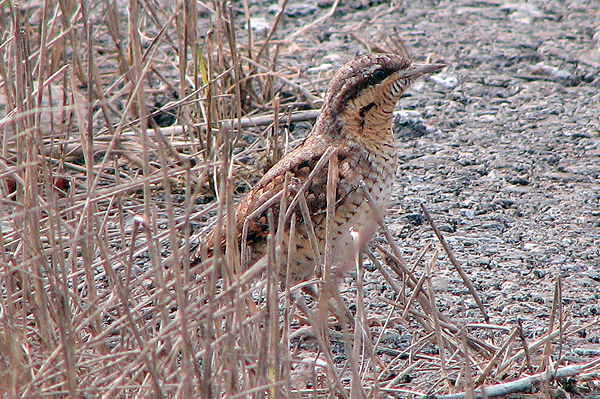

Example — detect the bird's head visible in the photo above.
[317,53,446,141]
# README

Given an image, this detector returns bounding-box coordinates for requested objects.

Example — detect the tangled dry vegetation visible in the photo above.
[1,1,599,398]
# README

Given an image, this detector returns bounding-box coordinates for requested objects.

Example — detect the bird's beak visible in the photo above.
[402,62,447,79]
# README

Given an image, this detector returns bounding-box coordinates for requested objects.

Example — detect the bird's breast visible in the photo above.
[324,140,396,266]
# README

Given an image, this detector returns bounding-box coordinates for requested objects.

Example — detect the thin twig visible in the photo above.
[430,359,600,399]
[286,0,340,41]
[420,203,489,323]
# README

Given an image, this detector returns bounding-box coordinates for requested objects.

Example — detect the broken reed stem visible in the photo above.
[495,325,568,376]
[401,248,438,319]
[427,273,450,388]
[291,292,350,399]
[374,243,462,337]
[474,326,520,386]
[420,203,489,323]
[540,276,564,373]
[517,318,533,373]
[461,327,475,399]
[286,0,340,41]
[366,247,403,296]
[255,0,289,59]
[318,146,347,396]
[350,228,367,399]
[266,209,278,396]
[323,147,338,280]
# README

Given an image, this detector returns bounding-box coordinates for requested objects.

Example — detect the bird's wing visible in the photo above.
[196,137,362,265]
[234,138,354,242]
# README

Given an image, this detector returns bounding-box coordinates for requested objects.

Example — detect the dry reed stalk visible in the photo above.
[285,0,340,41]
[420,203,489,323]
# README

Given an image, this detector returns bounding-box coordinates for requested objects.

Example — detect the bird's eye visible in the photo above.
[372,68,387,81]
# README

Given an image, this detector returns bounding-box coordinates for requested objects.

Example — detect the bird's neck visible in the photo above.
[313,103,396,150]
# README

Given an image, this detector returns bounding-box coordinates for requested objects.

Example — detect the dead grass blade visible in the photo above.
[420,203,489,323]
